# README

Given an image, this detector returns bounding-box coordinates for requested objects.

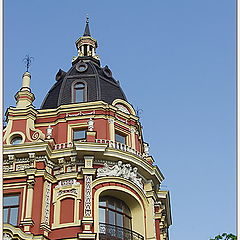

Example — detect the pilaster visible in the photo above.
[81,156,96,235]
[21,169,37,232]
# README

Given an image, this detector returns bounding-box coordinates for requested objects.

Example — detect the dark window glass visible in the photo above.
[10,136,22,145]
[108,210,115,225]
[3,195,19,226]
[99,208,105,223]
[73,130,86,141]
[74,83,85,103]
[116,213,123,227]
[10,208,18,226]
[115,133,126,144]
[3,209,8,222]
[99,196,132,230]
[79,66,86,71]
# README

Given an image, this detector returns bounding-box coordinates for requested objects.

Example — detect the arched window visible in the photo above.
[99,196,132,239]
[73,82,85,103]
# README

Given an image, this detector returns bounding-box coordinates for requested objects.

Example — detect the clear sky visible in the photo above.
[4,0,236,239]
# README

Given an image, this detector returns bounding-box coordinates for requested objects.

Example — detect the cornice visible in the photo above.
[3,142,52,158]
[36,101,138,122]
[3,223,49,240]
[3,141,163,185]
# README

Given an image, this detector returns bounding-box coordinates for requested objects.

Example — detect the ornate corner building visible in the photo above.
[3,19,172,240]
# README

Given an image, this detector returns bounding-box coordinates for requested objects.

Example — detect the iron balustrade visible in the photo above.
[99,223,144,240]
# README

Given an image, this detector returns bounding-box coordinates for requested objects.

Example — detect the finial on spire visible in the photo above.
[83,15,91,37]
[23,55,34,72]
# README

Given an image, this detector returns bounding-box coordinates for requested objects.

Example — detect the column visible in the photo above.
[108,119,115,141]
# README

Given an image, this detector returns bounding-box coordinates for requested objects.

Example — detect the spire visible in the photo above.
[74,17,99,60]
[83,16,91,36]
[15,71,35,109]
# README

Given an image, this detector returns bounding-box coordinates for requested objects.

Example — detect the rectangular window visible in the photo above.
[73,129,86,141]
[115,132,126,144]
[3,195,19,226]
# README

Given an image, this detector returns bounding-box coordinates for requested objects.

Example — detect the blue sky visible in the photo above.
[4,0,236,239]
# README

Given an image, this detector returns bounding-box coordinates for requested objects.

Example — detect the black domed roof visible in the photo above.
[41,56,127,109]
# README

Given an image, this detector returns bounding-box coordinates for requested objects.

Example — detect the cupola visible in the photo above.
[75,17,98,59]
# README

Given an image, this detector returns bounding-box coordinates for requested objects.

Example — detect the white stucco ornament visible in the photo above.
[115,104,130,114]
[143,142,150,156]
[46,125,53,139]
[97,161,143,188]
[88,118,94,131]
[3,233,12,240]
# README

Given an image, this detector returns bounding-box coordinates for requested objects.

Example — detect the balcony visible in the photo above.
[99,223,144,240]
[53,139,144,158]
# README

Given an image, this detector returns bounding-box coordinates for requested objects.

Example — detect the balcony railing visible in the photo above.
[95,139,143,158]
[52,139,144,159]
[99,223,144,240]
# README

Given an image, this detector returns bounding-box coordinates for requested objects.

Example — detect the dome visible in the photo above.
[41,19,127,109]
[41,56,127,109]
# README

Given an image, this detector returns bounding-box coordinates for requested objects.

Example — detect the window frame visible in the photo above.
[99,196,132,230]
[72,128,86,141]
[115,131,127,145]
[71,80,87,103]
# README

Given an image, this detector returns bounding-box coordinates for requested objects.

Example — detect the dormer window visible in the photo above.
[73,82,86,103]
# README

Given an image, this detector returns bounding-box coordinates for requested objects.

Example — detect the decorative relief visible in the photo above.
[84,175,92,217]
[3,165,13,172]
[66,165,76,172]
[108,119,114,124]
[57,179,78,187]
[88,118,94,131]
[29,128,45,141]
[55,179,80,198]
[66,110,95,117]
[3,233,12,240]
[3,155,49,173]
[16,164,32,171]
[27,179,35,189]
[53,167,64,175]
[16,157,30,163]
[57,188,77,197]
[43,181,51,225]
[46,125,53,139]
[53,163,84,176]
[96,161,143,188]
[115,104,130,114]
[143,142,150,157]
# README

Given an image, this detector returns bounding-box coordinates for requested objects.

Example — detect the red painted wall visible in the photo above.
[60,198,75,224]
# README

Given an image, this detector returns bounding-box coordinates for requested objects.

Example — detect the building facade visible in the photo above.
[3,19,172,240]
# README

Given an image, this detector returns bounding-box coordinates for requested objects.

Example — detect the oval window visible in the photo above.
[10,136,23,145]
[76,62,88,72]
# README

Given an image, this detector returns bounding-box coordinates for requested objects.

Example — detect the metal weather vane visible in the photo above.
[23,55,34,72]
